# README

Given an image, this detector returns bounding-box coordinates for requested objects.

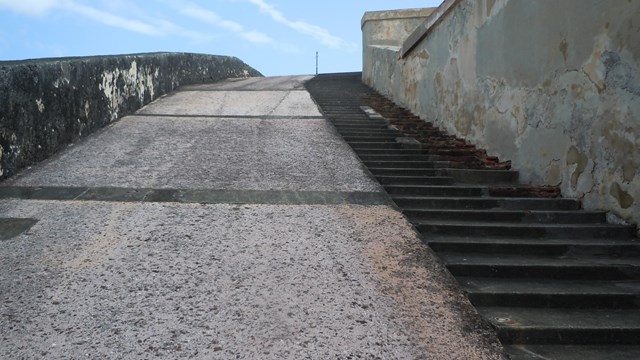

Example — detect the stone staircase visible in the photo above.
[306,72,640,359]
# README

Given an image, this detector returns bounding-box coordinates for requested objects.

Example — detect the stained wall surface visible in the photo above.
[0,53,261,179]
[364,0,640,225]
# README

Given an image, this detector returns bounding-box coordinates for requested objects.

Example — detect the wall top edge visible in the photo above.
[361,8,435,29]
[401,0,463,58]
[0,52,228,67]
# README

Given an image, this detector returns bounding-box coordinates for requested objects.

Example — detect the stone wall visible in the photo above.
[363,0,640,225]
[0,52,262,179]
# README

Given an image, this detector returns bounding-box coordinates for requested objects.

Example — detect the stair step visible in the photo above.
[376,175,454,185]
[386,185,483,197]
[359,154,453,162]
[427,236,640,256]
[353,148,427,155]
[343,136,399,142]
[349,142,404,149]
[441,251,640,280]
[339,130,401,136]
[504,344,640,360]
[404,209,606,223]
[333,123,388,129]
[415,221,636,239]
[369,168,441,176]
[332,119,382,125]
[362,160,450,168]
[459,277,640,308]
[392,196,581,210]
[478,307,640,344]
[446,168,519,184]
[327,114,371,118]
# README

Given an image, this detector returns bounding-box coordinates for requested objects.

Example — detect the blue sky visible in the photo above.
[0,0,442,76]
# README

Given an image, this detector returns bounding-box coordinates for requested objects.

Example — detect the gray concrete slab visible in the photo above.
[3,116,379,192]
[138,91,321,117]
[180,75,314,91]
[0,200,503,359]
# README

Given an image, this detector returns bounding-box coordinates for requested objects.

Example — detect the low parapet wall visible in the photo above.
[363,0,640,226]
[0,52,261,179]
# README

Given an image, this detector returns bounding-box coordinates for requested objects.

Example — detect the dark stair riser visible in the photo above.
[419,223,636,239]
[339,130,401,136]
[468,292,640,308]
[377,176,454,185]
[344,136,400,143]
[392,197,581,210]
[405,209,606,223]
[354,148,482,156]
[350,143,405,150]
[429,242,640,257]
[360,155,452,162]
[503,344,640,360]
[387,186,484,197]
[447,264,640,280]
[333,122,388,128]
[494,328,640,345]
[363,161,450,168]
[417,223,636,239]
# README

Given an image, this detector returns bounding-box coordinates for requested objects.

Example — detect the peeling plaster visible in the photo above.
[35,99,45,113]
[610,182,634,209]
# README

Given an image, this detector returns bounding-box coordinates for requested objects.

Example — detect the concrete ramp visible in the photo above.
[0,76,505,359]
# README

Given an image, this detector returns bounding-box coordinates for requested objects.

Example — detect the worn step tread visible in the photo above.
[416,220,635,238]
[391,196,581,210]
[441,251,640,267]
[504,344,640,360]
[377,176,454,185]
[340,131,401,136]
[361,155,452,161]
[354,148,426,154]
[415,220,632,229]
[426,235,639,246]
[479,307,640,344]
[461,277,640,308]
[405,208,606,223]
[385,185,483,196]
[460,277,640,296]
[363,160,451,168]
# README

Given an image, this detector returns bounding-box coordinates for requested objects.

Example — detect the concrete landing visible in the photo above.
[0,76,505,359]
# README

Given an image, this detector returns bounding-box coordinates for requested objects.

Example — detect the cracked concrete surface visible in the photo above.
[0,75,506,359]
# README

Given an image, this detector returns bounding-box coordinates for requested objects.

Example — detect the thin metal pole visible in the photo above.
[315,52,318,75]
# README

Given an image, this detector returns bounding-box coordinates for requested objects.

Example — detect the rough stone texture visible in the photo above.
[0,201,505,360]
[137,92,321,117]
[363,0,640,227]
[1,116,378,192]
[0,52,262,179]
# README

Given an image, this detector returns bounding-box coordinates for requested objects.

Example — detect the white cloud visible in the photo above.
[0,0,215,41]
[245,0,356,51]
[0,0,62,16]
[240,31,273,44]
[65,3,162,36]
[180,5,243,33]
[175,1,298,52]
[150,18,217,43]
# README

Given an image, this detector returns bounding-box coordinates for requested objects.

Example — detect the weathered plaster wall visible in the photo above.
[363,0,640,226]
[362,8,434,84]
[0,52,261,179]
